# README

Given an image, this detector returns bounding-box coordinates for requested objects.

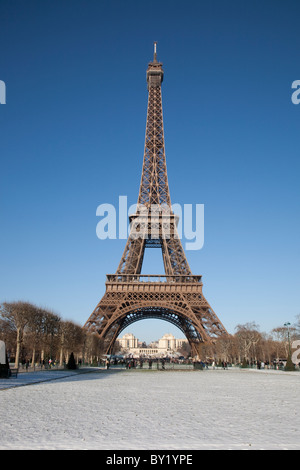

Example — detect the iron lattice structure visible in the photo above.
[84,44,228,355]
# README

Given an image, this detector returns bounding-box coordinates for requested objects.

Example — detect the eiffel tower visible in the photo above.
[84,43,228,356]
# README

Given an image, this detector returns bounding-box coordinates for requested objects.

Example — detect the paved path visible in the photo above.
[0,367,102,390]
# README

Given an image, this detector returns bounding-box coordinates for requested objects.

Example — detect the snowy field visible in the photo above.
[1,367,300,450]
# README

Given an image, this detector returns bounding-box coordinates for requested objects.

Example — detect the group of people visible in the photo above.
[211,361,228,369]
[125,358,163,369]
[105,357,168,370]
[20,358,64,370]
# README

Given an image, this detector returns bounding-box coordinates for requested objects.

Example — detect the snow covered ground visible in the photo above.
[1,367,299,450]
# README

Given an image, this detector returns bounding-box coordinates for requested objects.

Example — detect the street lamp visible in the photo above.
[284,322,291,356]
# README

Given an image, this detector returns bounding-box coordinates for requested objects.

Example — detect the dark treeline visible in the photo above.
[0,301,103,367]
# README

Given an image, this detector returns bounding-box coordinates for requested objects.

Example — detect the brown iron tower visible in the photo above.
[84,44,228,355]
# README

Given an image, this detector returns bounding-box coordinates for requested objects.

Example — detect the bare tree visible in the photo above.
[0,302,35,367]
[25,306,47,366]
[214,335,236,363]
[83,332,104,365]
[177,341,191,358]
[40,309,61,363]
[234,322,262,362]
[271,325,296,359]
[58,320,84,366]
[0,313,16,354]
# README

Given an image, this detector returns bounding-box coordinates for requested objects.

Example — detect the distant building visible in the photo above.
[158,333,188,351]
[117,333,139,349]
[117,332,188,357]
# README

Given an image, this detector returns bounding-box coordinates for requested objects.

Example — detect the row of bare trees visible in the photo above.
[0,301,104,367]
[205,320,300,365]
[1,300,299,367]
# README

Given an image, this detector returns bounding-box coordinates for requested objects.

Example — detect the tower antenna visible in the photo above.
[153,41,157,62]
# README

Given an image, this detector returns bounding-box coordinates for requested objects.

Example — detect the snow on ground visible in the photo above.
[1,367,299,450]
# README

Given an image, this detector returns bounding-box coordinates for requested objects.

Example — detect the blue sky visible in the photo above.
[0,0,299,343]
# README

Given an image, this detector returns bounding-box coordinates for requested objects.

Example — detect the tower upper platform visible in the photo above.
[147,42,164,89]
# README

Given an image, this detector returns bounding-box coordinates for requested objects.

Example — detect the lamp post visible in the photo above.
[284,322,291,356]
[284,322,295,371]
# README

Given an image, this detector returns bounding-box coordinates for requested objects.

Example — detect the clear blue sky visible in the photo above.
[0,0,299,343]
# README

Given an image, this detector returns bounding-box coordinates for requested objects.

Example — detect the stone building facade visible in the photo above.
[117,333,188,357]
